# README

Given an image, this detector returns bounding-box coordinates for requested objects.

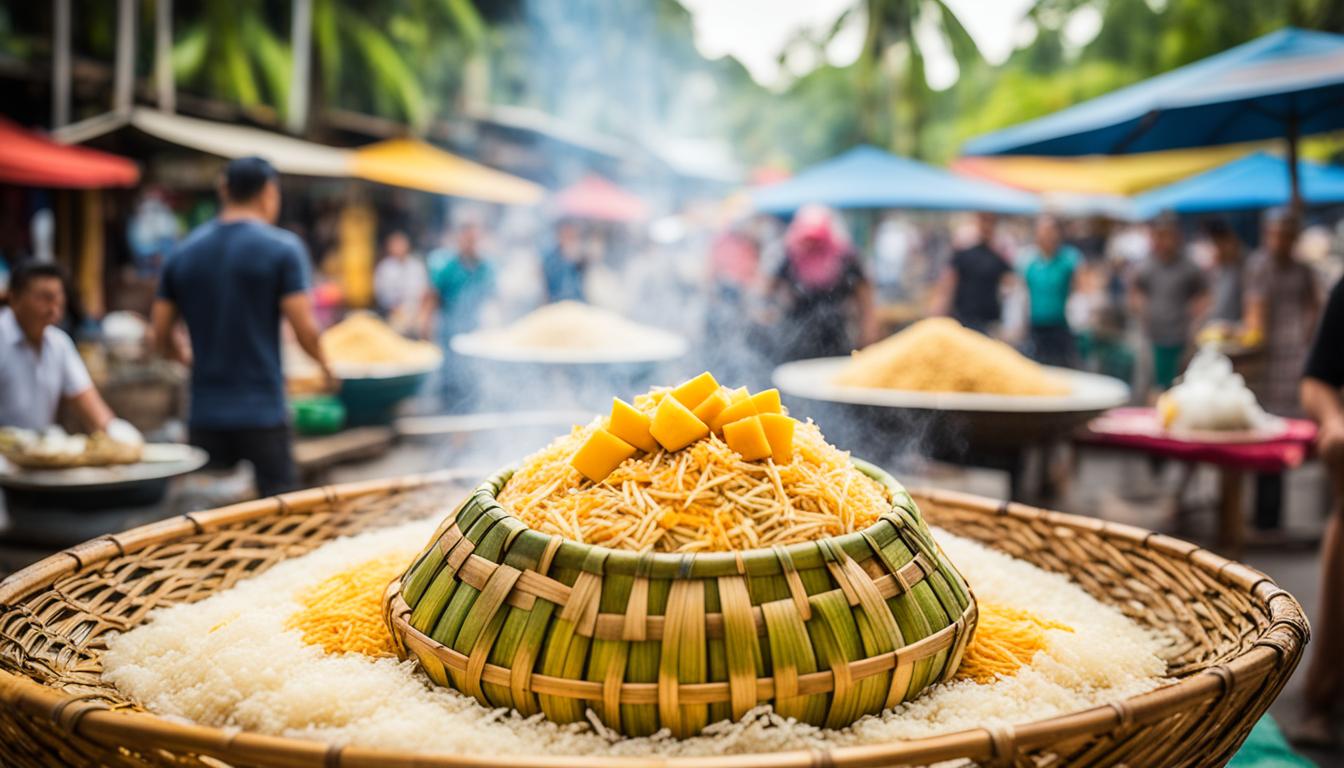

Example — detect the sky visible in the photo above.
[680,0,1103,90]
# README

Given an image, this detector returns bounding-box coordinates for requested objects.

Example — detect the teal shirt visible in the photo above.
[427,248,495,339]
[1022,244,1079,327]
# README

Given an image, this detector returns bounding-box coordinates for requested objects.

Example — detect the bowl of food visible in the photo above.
[451,301,687,366]
[775,318,1130,454]
[385,373,976,737]
[290,312,444,426]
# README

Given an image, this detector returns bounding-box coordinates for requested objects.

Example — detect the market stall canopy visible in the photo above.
[55,108,351,177]
[963,28,1344,157]
[1132,152,1344,218]
[0,117,139,188]
[350,139,544,206]
[552,175,650,221]
[751,145,1039,215]
[55,109,543,204]
[952,143,1262,196]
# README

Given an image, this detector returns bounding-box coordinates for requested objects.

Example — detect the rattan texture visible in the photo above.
[385,463,977,737]
[0,473,1308,768]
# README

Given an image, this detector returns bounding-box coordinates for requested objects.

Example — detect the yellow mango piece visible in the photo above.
[608,397,658,453]
[650,395,710,451]
[723,415,772,461]
[750,388,782,415]
[692,390,730,427]
[670,371,719,409]
[759,414,795,463]
[571,429,638,483]
[729,386,750,404]
[710,397,758,435]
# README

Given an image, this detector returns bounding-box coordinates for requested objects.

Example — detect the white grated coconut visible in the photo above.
[102,519,1170,758]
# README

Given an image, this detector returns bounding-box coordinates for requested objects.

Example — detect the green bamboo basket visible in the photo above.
[383,460,977,738]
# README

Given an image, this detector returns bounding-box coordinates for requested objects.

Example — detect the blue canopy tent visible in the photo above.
[752,145,1039,215]
[963,28,1344,211]
[1133,152,1344,218]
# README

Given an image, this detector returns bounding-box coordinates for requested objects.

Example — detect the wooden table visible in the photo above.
[294,427,396,484]
[1075,408,1317,556]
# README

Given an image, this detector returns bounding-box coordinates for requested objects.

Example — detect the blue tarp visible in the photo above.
[752,145,1040,215]
[1132,152,1344,218]
[964,28,1344,157]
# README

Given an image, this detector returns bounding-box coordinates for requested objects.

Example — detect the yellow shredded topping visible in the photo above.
[957,602,1074,683]
[835,318,1068,396]
[286,553,412,657]
[497,389,892,553]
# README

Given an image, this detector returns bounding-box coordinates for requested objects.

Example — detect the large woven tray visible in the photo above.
[0,472,1307,767]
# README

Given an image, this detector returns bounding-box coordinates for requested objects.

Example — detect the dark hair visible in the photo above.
[10,261,65,296]
[223,156,278,202]
[1202,217,1232,239]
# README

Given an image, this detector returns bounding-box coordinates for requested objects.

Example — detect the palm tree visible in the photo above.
[171,0,485,133]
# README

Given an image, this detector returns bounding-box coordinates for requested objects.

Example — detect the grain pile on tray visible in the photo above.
[473,301,675,351]
[834,317,1068,396]
[102,519,1167,757]
[320,311,442,367]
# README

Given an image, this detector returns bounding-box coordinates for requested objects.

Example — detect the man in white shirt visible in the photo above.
[0,262,128,436]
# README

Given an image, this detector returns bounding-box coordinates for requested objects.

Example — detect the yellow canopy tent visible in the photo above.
[350,138,545,206]
[951,142,1267,196]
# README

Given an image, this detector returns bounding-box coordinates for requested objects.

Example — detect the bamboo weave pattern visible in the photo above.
[385,463,978,737]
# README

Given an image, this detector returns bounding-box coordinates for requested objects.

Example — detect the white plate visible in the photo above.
[773,357,1131,414]
[328,356,442,380]
[450,330,688,365]
[0,445,209,490]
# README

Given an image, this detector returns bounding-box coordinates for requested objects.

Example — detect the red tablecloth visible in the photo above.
[1077,407,1317,473]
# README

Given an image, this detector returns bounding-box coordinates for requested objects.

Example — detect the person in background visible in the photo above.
[936,212,1013,335]
[1244,209,1320,532]
[1020,215,1080,367]
[1130,215,1208,395]
[769,204,876,362]
[1295,274,1344,747]
[126,188,180,278]
[420,221,495,343]
[0,262,140,445]
[1203,218,1246,328]
[151,156,332,498]
[540,219,587,303]
[420,222,495,411]
[372,230,427,334]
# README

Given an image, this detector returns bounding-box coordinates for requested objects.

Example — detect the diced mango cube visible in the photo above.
[670,372,719,409]
[759,414,795,463]
[728,386,750,404]
[692,390,730,427]
[723,415,772,461]
[571,429,638,483]
[608,397,658,453]
[750,388,782,415]
[711,397,758,435]
[650,395,710,451]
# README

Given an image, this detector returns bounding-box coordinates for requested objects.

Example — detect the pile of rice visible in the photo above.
[497,414,892,552]
[834,318,1068,396]
[102,519,1169,758]
[320,312,442,368]
[475,301,676,351]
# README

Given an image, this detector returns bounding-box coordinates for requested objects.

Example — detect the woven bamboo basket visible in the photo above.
[384,462,976,737]
[0,472,1307,768]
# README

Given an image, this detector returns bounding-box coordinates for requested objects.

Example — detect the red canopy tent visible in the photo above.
[0,118,139,188]
[552,175,649,222]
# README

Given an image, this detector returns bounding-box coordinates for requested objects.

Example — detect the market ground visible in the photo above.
[1,443,1340,767]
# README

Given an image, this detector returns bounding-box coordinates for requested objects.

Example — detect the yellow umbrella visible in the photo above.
[350,138,545,205]
[952,142,1268,196]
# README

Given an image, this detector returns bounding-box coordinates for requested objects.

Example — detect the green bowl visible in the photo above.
[290,396,346,436]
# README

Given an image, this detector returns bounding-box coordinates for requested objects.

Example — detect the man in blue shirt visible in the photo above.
[151,157,331,497]
[1021,215,1081,367]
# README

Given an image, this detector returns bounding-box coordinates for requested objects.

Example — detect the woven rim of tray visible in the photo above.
[0,471,1309,768]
